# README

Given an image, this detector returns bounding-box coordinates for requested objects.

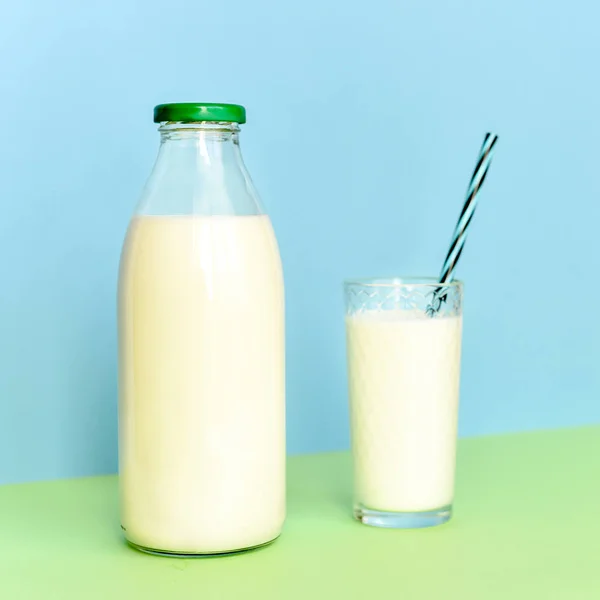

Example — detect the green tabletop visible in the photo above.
[1,427,599,599]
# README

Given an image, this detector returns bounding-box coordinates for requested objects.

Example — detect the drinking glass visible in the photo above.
[344,277,463,528]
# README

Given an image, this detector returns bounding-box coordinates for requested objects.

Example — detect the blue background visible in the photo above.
[1,1,599,483]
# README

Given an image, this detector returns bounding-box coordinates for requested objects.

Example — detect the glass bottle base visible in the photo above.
[354,504,452,529]
[126,535,280,558]
[123,526,280,558]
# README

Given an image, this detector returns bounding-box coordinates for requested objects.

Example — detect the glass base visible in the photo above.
[354,504,452,529]
[125,534,279,558]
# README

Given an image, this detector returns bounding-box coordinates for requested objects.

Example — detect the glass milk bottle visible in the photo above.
[118,103,285,555]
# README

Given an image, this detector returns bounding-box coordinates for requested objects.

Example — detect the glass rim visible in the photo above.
[343,276,463,289]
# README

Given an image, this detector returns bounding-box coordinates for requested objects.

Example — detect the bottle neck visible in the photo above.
[158,121,242,163]
[136,121,263,216]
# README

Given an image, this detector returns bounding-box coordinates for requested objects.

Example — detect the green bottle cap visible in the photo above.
[153,103,246,124]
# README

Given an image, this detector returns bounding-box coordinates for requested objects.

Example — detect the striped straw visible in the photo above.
[426,132,498,316]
